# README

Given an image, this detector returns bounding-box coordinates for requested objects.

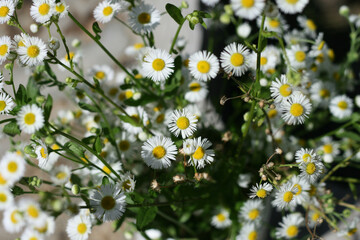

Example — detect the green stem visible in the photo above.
[0,118,15,125]
[9,61,16,96]
[53,20,73,70]
[169,21,184,54]
[329,176,360,184]
[320,153,356,183]
[157,210,196,237]
[338,201,360,212]
[277,164,298,168]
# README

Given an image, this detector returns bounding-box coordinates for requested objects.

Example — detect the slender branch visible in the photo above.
[320,153,356,183]
[169,21,184,54]
[157,210,196,237]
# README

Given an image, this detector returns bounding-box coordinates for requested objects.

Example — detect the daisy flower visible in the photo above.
[286,44,308,70]
[168,109,198,139]
[290,175,310,205]
[299,160,324,184]
[236,223,259,240]
[295,148,317,164]
[128,3,161,34]
[297,15,317,38]
[2,205,25,233]
[0,35,12,64]
[270,75,293,103]
[260,15,288,34]
[34,141,49,168]
[249,182,273,199]
[54,1,68,18]
[220,42,250,77]
[237,173,251,188]
[30,0,55,24]
[16,104,45,134]
[211,209,232,229]
[116,131,136,159]
[275,213,304,239]
[276,0,309,14]
[250,47,277,73]
[231,0,265,20]
[21,228,44,240]
[19,199,43,223]
[17,36,48,66]
[183,138,196,155]
[189,137,215,169]
[0,92,14,114]
[281,92,312,125]
[189,50,219,81]
[88,64,114,83]
[50,164,71,185]
[319,136,340,163]
[309,81,333,108]
[0,188,13,210]
[125,42,145,57]
[329,95,353,119]
[272,181,298,210]
[143,48,174,82]
[0,0,15,24]
[239,199,264,223]
[66,214,92,240]
[308,210,322,228]
[141,135,178,169]
[184,80,208,103]
[337,217,359,238]
[89,183,126,222]
[0,152,25,184]
[120,172,136,192]
[122,106,149,135]
[93,0,121,23]
[59,51,81,69]
[33,214,55,235]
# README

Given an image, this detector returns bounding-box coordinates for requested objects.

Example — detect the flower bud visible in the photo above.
[4,63,12,70]
[45,136,55,145]
[243,112,250,121]
[339,5,350,17]
[181,1,189,9]
[7,52,17,61]
[224,5,233,15]
[71,38,81,48]
[48,38,60,51]
[190,16,200,25]
[72,184,80,195]
[30,23,38,33]
[138,131,148,141]
[36,96,45,105]
[24,145,34,155]
[220,14,231,25]
[52,199,63,212]
[133,92,141,100]
[259,78,268,87]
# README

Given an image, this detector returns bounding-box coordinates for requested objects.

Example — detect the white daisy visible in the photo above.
[329,95,353,119]
[0,92,14,114]
[270,75,294,103]
[88,64,114,83]
[276,0,309,14]
[189,137,215,169]
[19,199,43,223]
[0,152,25,183]
[309,81,333,108]
[168,109,198,139]
[21,228,44,240]
[239,199,264,223]
[250,47,277,73]
[236,223,259,240]
[220,42,250,77]
[17,36,48,66]
[297,16,317,38]
[54,1,68,18]
[295,148,317,164]
[211,209,232,229]
[66,214,92,240]
[337,217,359,238]
[122,106,149,135]
[50,164,71,185]
[281,92,312,125]
[286,44,308,70]
[16,104,45,134]
[89,183,126,222]
[2,205,25,233]
[0,35,11,64]
[189,50,219,81]
[120,172,136,192]
[275,213,304,239]
[184,80,208,103]
[125,42,145,57]
[319,136,340,163]
[93,0,121,23]
[128,3,161,34]
[183,138,196,155]
[0,188,13,210]
[117,131,136,159]
[141,135,178,169]
[260,15,288,34]
[34,141,49,168]
[290,175,310,205]
[143,48,174,82]
[237,173,251,188]
[0,0,15,24]
[30,0,55,24]
[272,181,298,210]
[249,182,273,199]
[231,0,265,20]
[59,51,81,69]
[299,160,324,184]
[33,214,55,235]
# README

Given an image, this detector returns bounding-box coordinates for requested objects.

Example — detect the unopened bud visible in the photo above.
[224,5,233,15]
[339,5,350,17]
[30,23,38,33]
[220,96,228,105]
[270,104,275,109]
[4,63,12,70]
[65,77,74,84]
[71,39,81,48]
[36,96,45,105]
[45,136,55,145]
[261,175,267,181]
[243,112,250,121]
[52,199,63,212]
[267,162,274,168]
[7,52,17,61]
[48,38,60,51]
[72,184,80,195]
[220,14,231,24]
[259,167,264,173]
[190,16,199,25]
[244,96,250,102]
[259,100,264,108]
[181,1,189,9]
[275,148,282,155]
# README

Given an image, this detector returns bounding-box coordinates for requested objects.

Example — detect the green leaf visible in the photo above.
[349,182,358,200]
[92,22,102,40]
[336,131,360,142]
[79,102,98,112]
[44,62,57,80]
[189,21,195,30]
[82,135,96,145]
[258,37,267,53]
[261,31,278,38]
[3,121,21,136]
[93,136,102,154]
[119,115,140,127]
[113,215,126,232]
[165,4,185,25]
[136,207,158,230]
[64,142,85,158]
[15,84,27,105]
[26,77,39,101]
[124,94,158,106]
[201,20,207,29]
[44,95,53,122]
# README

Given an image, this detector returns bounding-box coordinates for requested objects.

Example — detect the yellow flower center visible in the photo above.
[77,223,87,234]
[348,228,357,236]
[248,209,259,220]
[295,51,306,62]
[101,195,116,210]
[193,147,205,160]
[290,103,304,117]
[18,40,25,47]
[7,161,17,173]
[242,0,255,8]
[65,52,74,61]
[311,212,320,222]
[156,113,165,123]
[100,151,107,158]
[56,4,65,13]
[119,140,130,151]
[10,210,19,224]
[0,44,8,56]
[306,162,316,175]
[248,231,257,240]
[29,237,38,240]
[316,53,324,63]
[317,41,325,51]
[40,147,47,158]
[309,185,316,196]
[134,43,144,49]
[323,144,333,154]
[302,153,311,162]
[27,205,39,218]
[56,171,67,180]
[152,146,166,159]
[256,189,267,198]
[131,114,140,123]
[197,60,210,73]
[52,144,60,150]
[216,213,226,222]
[27,45,40,58]
[122,179,131,190]
[152,58,165,71]
[286,225,298,237]
[328,49,335,61]
[35,224,48,234]
[189,82,201,92]
[260,57,267,65]
[0,6,9,17]
[319,89,330,98]
[230,53,244,67]
[39,3,50,15]
[337,100,348,110]
[95,71,105,80]
[267,109,277,119]
[103,6,113,16]
[0,173,7,185]
[283,191,293,203]
[138,12,151,24]
[0,100,6,111]
[0,193,7,202]
[176,116,190,130]
[24,112,36,125]
[279,84,292,97]
[293,183,302,196]
[268,19,280,28]
[306,19,316,31]
[124,90,133,99]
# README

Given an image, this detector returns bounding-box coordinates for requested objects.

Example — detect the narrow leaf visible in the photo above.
[165,4,184,25]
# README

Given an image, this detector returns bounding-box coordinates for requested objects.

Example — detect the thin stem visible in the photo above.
[338,201,360,212]
[320,153,356,183]
[169,21,184,54]
[53,20,73,70]
[157,210,196,237]
[9,62,16,96]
